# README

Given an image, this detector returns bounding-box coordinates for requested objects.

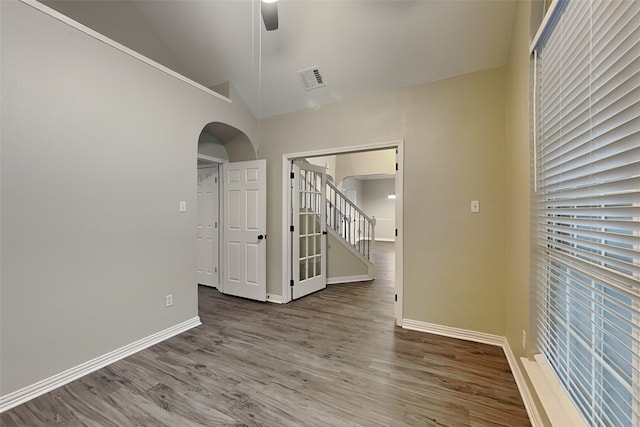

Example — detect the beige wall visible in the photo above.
[505,1,550,424]
[260,66,508,335]
[335,149,396,186]
[505,0,533,361]
[306,155,337,182]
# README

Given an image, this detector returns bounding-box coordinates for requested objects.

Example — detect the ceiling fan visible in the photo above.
[261,0,279,31]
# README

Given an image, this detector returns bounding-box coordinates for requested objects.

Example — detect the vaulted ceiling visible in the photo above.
[42,0,516,118]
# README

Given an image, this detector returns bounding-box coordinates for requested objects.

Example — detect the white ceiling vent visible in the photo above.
[298,67,326,91]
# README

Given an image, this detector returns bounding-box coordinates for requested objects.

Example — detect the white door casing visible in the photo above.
[281,140,403,326]
[292,160,327,300]
[197,165,219,288]
[394,143,403,326]
[221,160,267,301]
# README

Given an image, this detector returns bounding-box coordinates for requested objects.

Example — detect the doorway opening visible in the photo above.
[197,159,221,289]
[197,122,267,303]
[282,140,404,325]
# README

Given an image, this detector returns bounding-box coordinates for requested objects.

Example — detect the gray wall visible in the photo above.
[340,177,363,207]
[198,132,229,160]
[0,0,257,395]
[41,0,186,81]
[361,179,396,241]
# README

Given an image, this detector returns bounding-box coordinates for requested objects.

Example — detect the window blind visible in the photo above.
[534,1,640,426]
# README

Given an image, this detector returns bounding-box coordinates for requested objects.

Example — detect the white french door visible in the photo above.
[292,160,327,300]
[221,160,267,301]
[197,165,219,288]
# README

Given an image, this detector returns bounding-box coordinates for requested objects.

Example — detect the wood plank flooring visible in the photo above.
[1,242,530,426]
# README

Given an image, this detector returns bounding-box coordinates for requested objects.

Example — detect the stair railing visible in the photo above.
[326,181,376,261]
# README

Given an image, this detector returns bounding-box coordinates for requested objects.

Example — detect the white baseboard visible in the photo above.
[503,342,545,427]
[402,318,544,426]
[402,318,504,346]
[327,274,373,285]
[266,293,284,304]
[375,238,396,242]
[0,316,201,413]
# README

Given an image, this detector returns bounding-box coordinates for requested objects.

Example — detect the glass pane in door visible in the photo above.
[298,169,323,282]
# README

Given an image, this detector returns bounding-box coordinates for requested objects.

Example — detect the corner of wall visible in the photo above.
[503,1,552,425]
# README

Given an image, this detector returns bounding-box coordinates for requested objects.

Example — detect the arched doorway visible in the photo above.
[198,122,257,163]
[196,122,267,301]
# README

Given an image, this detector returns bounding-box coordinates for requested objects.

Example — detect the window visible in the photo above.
[533,1,639,426]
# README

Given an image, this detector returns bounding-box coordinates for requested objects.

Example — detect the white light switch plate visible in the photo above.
[179,201,187,212]
[471,200,480,213]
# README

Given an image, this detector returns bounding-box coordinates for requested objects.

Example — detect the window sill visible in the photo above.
[520,354,587,427]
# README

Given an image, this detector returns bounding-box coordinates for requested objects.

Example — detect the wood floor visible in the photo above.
[1,242,530,426]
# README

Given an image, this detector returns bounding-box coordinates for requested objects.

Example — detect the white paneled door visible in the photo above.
[292,160,327,300]
[221,160,267,301]
[197,165,219,288]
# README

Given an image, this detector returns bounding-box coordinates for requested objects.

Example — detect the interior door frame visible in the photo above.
[281,140,404,326]
[197,154,227,291]
[196,164,219,288]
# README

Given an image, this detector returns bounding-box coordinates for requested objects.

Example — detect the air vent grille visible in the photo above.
[298,67,326,91]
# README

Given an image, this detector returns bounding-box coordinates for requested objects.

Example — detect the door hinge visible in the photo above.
[395,294,397,302]
[395,228,398,237]
[290,172,295,179]
[215,177,218,183]
[395,162,398,171]
[215,221,218,228]
[290,225,295,232]
[290,279,295,287]
[215,267,218,273]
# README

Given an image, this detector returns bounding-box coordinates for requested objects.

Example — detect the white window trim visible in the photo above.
[522,354,589,427]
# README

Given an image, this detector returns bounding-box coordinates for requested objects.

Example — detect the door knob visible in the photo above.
[258,234,265,240]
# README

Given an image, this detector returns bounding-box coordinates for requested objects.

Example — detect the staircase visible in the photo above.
[326,180,376,262]
[296,163,376,282]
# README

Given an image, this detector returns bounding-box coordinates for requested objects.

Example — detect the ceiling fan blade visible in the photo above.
[261,1,278,31]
